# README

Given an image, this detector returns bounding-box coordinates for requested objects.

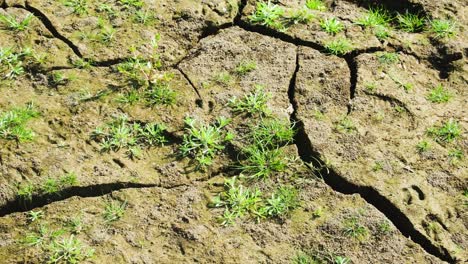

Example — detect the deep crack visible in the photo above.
[288,53,454,264]
[0,182,187,217]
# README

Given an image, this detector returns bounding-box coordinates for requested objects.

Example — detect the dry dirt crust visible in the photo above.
[0,0,466,263]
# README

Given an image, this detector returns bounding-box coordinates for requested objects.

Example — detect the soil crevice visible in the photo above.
[0,182,188,217]
[288,50,454,264]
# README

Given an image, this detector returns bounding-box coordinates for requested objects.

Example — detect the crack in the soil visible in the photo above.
[288,52,454,264]
[14,4,83,58]
[176,67,203,104]
[0,182,187,217]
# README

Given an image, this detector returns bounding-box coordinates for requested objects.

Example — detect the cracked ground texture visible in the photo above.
[0,0,466,263]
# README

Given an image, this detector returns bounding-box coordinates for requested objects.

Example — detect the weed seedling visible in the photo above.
[336,117,356,133]
[180,116,233,169]
[427,119,461,143]
[416,140,431,153]
[372,161,383,172]
[448,149,463,165]
[0,13,34,31]
[378,220,392,234]
[92,115,167,156]
[228,86,271,116]
[17,182,35,201]
[250,118,295,148]
[119,0,144,9]
[27,210,44,223]
[67,217,84,234]
[397,11,425,32]
[212,178,262,225]
[325,38,353,55]
[249,1,285,31]
[235,60,257,76]
[260,186,299,217]
[429,19,457,39]
[343,216,368,241]
[48,235,94,263]
[63,0,89,15]
[312,207,323,218]
[377,52,399,64]
[103,200,127,223]
[238,144,288,179]
[427,84,451,103]
[334,256,351,264]
[356,7,391,29]
[284,8,314,25]
[213,71,233,86]
[305,0,326,11]
[133,9,157,25]
[0,104,39,142]
[41,178,61,195]
[320,18,344,35]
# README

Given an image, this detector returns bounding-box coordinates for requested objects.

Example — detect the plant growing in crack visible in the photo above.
[180,116,233,170]
[397,11,425,33]
[325,38,353,56]
[306,0,327,11]
[355,7,392,40]
[249,1,286,31]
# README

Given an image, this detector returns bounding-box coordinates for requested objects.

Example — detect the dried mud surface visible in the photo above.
[0,0,466,263]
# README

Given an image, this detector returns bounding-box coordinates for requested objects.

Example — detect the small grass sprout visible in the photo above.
[427,84,451,103]
[211,178,262,225]
[180,116,233,169]
[429,19,457,39]
[27,210,44,223]
[103,200,127,223]
[228,86,271,116]
[305,0,326,11]
[235,60,257,76]
[336,117,356,133]
[92,115,167,156]
[448,149,463,165]
[416,140,431,153]
[0,13,34,31]
[0,103,39,142]
[284,8,314,25]
[397,11,425,32]
[377,52,399,64]
[320,17,344,35]
[259,186,299,217]
[250,118,295,148]
[343,216,369,241]
[47,235,94,263]
[356,7,391,28]
[325,38,352,55]
[249,1,285,31]
[238,144,288,179]
[63,0,88,15]
[427,119,461,143]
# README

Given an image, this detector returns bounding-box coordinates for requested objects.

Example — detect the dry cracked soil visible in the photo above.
[0,0,466,263]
